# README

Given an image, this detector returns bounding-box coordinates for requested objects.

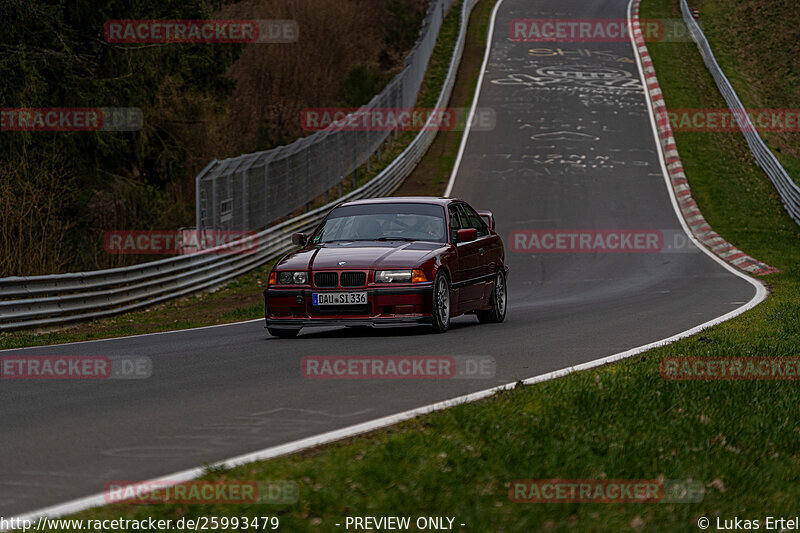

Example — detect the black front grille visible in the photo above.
[340,271,366,287]
[314,272,338,287]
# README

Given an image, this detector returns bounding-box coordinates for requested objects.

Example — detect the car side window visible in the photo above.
[458,204,489,238]
[451,207,465,228]
[448,205,464,241]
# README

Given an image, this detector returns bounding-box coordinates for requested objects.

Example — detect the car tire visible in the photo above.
[268,327,300,338]
[431,270,451,334]
[477,269,507,324]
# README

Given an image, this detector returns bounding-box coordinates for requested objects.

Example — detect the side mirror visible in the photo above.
[476,210,495,231]
[456,228,478,243]
[292,233,307,246]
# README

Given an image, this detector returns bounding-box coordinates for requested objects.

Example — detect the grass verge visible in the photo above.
[21,0,800,531]
[690,0,800,186]
[393,0,497,196]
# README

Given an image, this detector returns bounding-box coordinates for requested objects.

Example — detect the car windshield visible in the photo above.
[311,203,447,244]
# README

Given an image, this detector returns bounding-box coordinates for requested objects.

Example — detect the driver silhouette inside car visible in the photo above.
[411,216,444,241]
[352,216,382,240]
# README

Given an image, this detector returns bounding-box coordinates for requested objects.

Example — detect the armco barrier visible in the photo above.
[0,0,478,331]
[680,0,800,226]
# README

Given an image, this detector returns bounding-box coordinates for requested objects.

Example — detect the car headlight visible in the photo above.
[272,271,308,285]
[375,269,428,283]
[375,270,412,283]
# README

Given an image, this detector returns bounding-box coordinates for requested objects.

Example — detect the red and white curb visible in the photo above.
[629,0,778,277]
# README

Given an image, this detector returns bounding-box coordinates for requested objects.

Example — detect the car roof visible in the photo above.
[338,196,461,208]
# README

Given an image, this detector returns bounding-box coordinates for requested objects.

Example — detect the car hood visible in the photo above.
[276,241,444,271]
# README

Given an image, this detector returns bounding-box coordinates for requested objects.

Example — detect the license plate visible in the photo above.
[312,292,367,305]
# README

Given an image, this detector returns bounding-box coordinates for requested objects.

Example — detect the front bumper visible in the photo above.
[264,284,434,329]
[266,316,432,328]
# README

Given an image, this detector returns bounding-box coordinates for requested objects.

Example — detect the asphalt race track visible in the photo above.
[0,0,757,517]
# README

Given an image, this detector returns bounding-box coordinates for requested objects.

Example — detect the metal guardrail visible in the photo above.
[196,0,456,232]
[0,0,478,331]
[681,0,800,226]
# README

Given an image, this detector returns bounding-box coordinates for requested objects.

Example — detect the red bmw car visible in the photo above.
[264,197,508,337]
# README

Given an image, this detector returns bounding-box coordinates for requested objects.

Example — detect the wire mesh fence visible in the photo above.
[196,0,457,232]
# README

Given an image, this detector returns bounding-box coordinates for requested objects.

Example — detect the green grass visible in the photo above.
[393,0,495,197]
[22,0,800,531]
[691,0,800,187]
[220,304,264,322]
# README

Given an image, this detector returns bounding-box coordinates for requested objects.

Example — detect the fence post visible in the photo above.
[263,160,272,226]
[283,156,290,221]
[242,171,249,231]
[366,129,371,172]
[211,173,217,230]
[306,150,311,212]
